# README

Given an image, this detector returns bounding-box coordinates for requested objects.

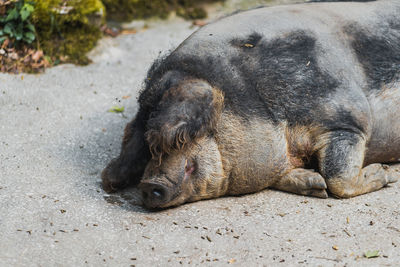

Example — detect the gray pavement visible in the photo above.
[1,2,400,266]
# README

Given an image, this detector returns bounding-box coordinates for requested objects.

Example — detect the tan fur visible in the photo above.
[141,108,341,207]
[285,124,328,168]
[215,112,291,195]
[142,136,226,208]
[140,84,400,207]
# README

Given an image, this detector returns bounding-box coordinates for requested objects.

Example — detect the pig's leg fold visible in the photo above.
[318,131,398,198]
[272,168,328,198]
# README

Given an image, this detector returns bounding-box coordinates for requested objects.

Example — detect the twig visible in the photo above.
[314,256,340,262]
[343,229,352,237]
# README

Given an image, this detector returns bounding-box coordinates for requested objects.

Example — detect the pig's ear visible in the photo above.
[145,79,224,157]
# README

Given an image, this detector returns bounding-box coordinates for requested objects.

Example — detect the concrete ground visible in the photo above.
[1,1,399,266]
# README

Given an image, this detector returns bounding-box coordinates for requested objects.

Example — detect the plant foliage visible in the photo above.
[0,0,36,44]
[102,0,222,22]
[31,0,105,65]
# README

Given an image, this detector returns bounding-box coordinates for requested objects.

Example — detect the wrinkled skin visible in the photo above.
[139,137,226,209]
[102,0,400,209]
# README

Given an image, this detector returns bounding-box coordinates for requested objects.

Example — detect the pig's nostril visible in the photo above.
[140,182,170,207]
[152,188,164,198]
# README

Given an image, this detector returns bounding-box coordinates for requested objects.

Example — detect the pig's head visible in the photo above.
[139,136,227,209]
[139,78,227,209]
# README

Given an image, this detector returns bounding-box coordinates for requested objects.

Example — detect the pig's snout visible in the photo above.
[139,181,172,209]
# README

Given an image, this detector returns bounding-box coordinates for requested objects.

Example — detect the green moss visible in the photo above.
[177,6,207,20]
[31,0,105,65]
[102,0,222,22]
[39,25,101,65]
[24,0,222,67]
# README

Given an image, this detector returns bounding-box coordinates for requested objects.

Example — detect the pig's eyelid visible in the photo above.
[184,158,197,175]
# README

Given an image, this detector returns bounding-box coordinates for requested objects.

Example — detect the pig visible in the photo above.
[102,0,400,209]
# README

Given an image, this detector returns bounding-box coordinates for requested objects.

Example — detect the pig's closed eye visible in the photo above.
[184,158,196,176]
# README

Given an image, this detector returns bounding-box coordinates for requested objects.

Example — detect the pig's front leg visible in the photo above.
[101,113,151,193]
[318,131,398,198]
[272,168,328,198]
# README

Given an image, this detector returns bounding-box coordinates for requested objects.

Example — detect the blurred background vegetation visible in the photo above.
[0,0,302,73]
[0,0,223,72]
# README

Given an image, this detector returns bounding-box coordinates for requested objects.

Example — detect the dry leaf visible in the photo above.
[193,20,207,27]
[108,106,125,113]
[364,250,379,258]
[32,50,43,62]
[121,29,137,35]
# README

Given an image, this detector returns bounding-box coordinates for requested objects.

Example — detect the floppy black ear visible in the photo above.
[145,79,224,157]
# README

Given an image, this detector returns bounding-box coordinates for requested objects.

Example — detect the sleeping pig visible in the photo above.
[102,0,400,209]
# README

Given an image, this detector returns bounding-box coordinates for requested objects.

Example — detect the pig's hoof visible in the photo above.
[363,163,399,188]
[384,166,400,184]
[299,172,328,198]
[306,189,328,199]
[303,172,327,190]
[327,164,400,198]
[382,167,399,185]
[101,159,129,193]
[388,174,399,184]
[274,168,328,198]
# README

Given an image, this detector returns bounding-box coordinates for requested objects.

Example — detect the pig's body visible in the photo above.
[102,0,400,208]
